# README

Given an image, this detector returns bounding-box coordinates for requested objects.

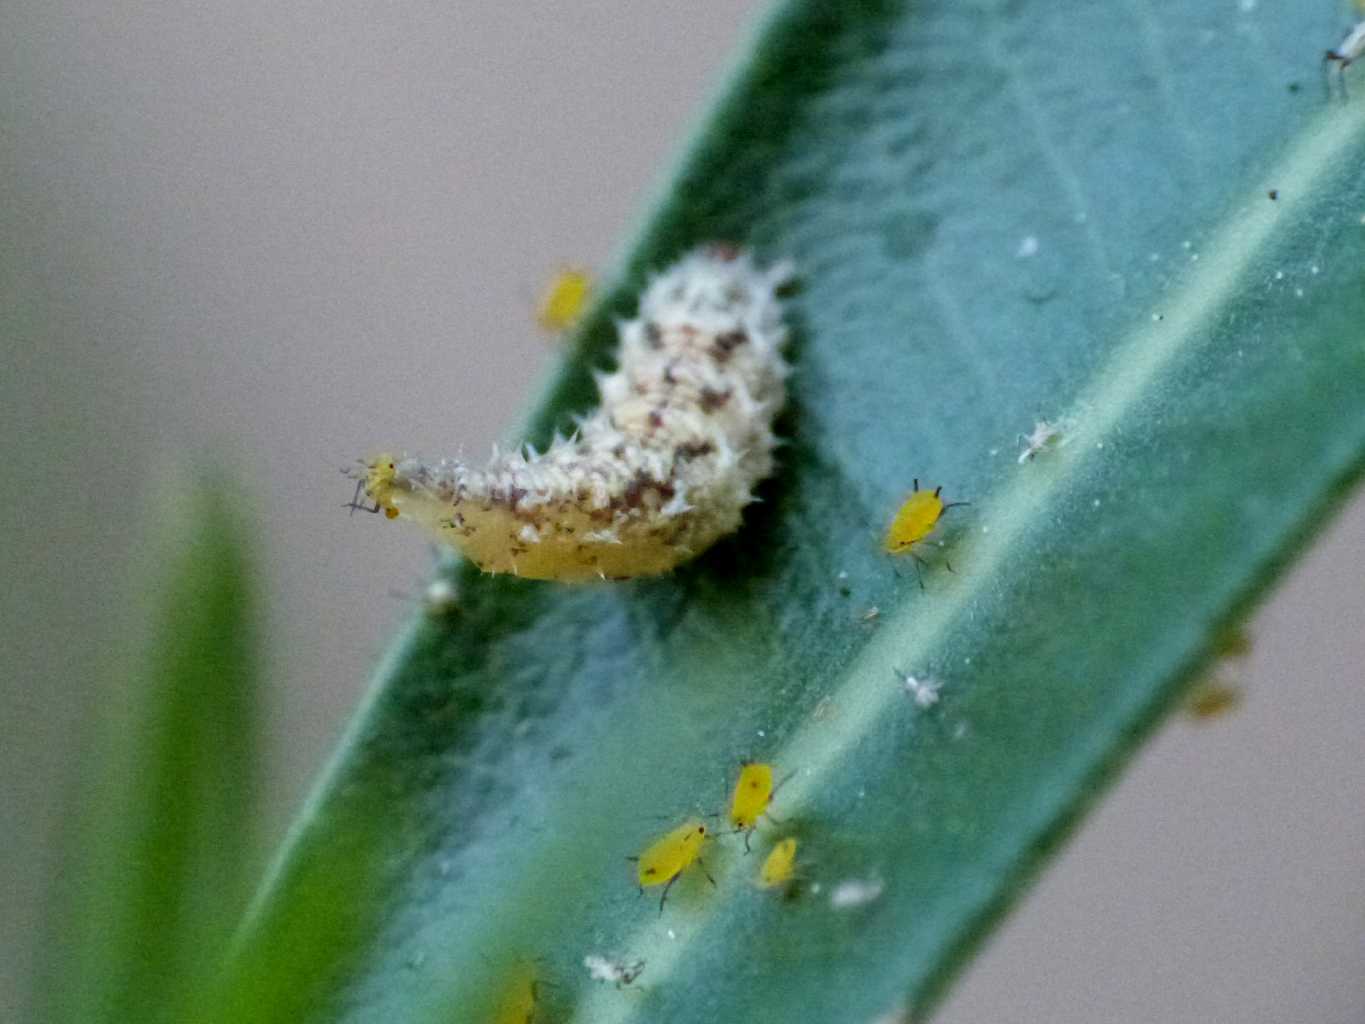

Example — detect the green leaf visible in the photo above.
[33,474,262,1024]
[215,3,1365,1022]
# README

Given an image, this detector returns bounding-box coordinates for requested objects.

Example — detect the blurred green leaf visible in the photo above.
[213,2,1365,1022]
[34,475,261,1024]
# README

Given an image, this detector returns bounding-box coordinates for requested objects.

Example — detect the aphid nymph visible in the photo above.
[1324,20,1365,96]
[629,818,713,915]
[728,761,792,851]
[884,479,970,587]
[758,837,799,890]
[536,267,593,334]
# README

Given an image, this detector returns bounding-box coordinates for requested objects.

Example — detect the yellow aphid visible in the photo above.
[633,818,712,914]
[1185,681,1242,721]
[347,454,401,519]
[536,267,593,333]
[728,762,789,850]
[884,478,968,586]
[729,762,774,831]
[491,967,540,1024]
[758,837,798,889]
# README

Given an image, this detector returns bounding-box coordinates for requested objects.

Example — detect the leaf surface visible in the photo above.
[217,3,1365,1021]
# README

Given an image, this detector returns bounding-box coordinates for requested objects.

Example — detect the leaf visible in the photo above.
[32,474,262,1024]
[214,3,1365,1022]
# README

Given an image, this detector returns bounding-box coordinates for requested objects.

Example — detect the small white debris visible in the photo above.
[1181,239,1192,250]
[422,578,459,615]
[1274,270,1285,280]
[666,928,676,940]
[1310,264,1320,275]
[584,954,646,988]
[895,668,942,708]
[862,606,881,623]
[1151,313,1164,322]
[1238,0,1256,11]
[836,570,849,581]
[830,878,885,910]
[1017,419,1062,464]
[757,729,766,738]
[1015,235,1039,258]
[1295,287,1304,298]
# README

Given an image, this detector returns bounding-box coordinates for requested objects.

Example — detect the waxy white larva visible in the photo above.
[357,246,793,581]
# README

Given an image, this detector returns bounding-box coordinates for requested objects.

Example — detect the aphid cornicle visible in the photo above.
[727,762,789,851]
[758,837,799,890]
[630,818,713,915]
[884,479,969,586]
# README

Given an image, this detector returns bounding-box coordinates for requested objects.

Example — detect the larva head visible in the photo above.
[363,454,401,519]
[885,480,947,553]
[729,762,775,830]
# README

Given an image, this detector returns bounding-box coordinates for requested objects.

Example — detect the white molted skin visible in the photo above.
[362,246,793,581]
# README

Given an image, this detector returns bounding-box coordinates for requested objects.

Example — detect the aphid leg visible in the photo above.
[697,857,717,887]
[909,551,928,592]
[742,828,754,854]
[657,874,679,916]
[343,477,381,516]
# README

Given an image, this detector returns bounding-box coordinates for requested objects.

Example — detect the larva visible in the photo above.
[356,246,793,582]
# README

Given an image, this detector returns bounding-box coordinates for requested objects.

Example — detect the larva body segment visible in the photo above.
[362,247,793,581]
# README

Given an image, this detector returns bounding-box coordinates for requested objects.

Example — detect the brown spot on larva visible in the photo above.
[709,241,743,261]
[507,486,527,511]
[663,361,679,385]
[675,441,716,462]
[699,387,731,413]
[644,321,663,348]
[712,330,747,361]
[649,410,664,428]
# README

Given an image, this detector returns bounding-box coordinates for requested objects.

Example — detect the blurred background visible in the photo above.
[3,3,1362,1022]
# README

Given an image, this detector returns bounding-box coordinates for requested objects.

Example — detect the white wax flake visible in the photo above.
[583,954,646,988]
[1015,235,1040,258]
[1017,419,1063,463]
[830,878,885,910]
[1274,270,1285,280]
[666,928,677,940]
[836,570,850,581]
[1295,287,1305,298]
[757,729,766,738]
[1181,239,1192,250]
[862,606,881,622]
[1238,0,1256,11]
[1310,265,1320,275]
[895,668,942,708]
[422,578,459,616]
[354,246,794,582]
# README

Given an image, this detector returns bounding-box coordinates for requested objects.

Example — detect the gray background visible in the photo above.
[2,3,1361,1022]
